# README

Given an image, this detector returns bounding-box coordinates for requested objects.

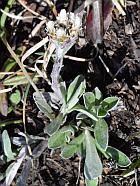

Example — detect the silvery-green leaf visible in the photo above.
[60,125,74,135]
[122,158,140,177]
[97,97,119,117]
[94,119,108,150]
[59,81,67,104]
[76,112,88,120]
[0,163,14,181]
[48,126,74,149]
[43,92,61,109]
[33,92,54,120]
[97,106,107,117]
[67,75,85,101]
[45,114,66,135]
[85,177,98,186]
[78,142,86,157]
[102,97,119,110]
[48,131,66,149]
[2,130,14,161]
[106,146,131,167]
[16,158,32,186]
[84,130,102,179]
[17,140,48,186]
[83,92,95,110]
[70,104,98,121]
[3,146,27,186]
[61,133,85,159]
[61,144,77,159]
[66,75,86,111]
[93,87,102,105]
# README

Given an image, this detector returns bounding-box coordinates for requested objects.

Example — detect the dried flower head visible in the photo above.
[46,9,82,43]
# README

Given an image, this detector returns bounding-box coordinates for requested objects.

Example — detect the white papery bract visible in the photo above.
[74,15,81,30]
[47,21,55,33]
[57,9,68,26]
[69,12,75,24]
[56,27,66,38]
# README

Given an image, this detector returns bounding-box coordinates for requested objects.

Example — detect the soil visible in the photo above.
[0,0,140,186]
